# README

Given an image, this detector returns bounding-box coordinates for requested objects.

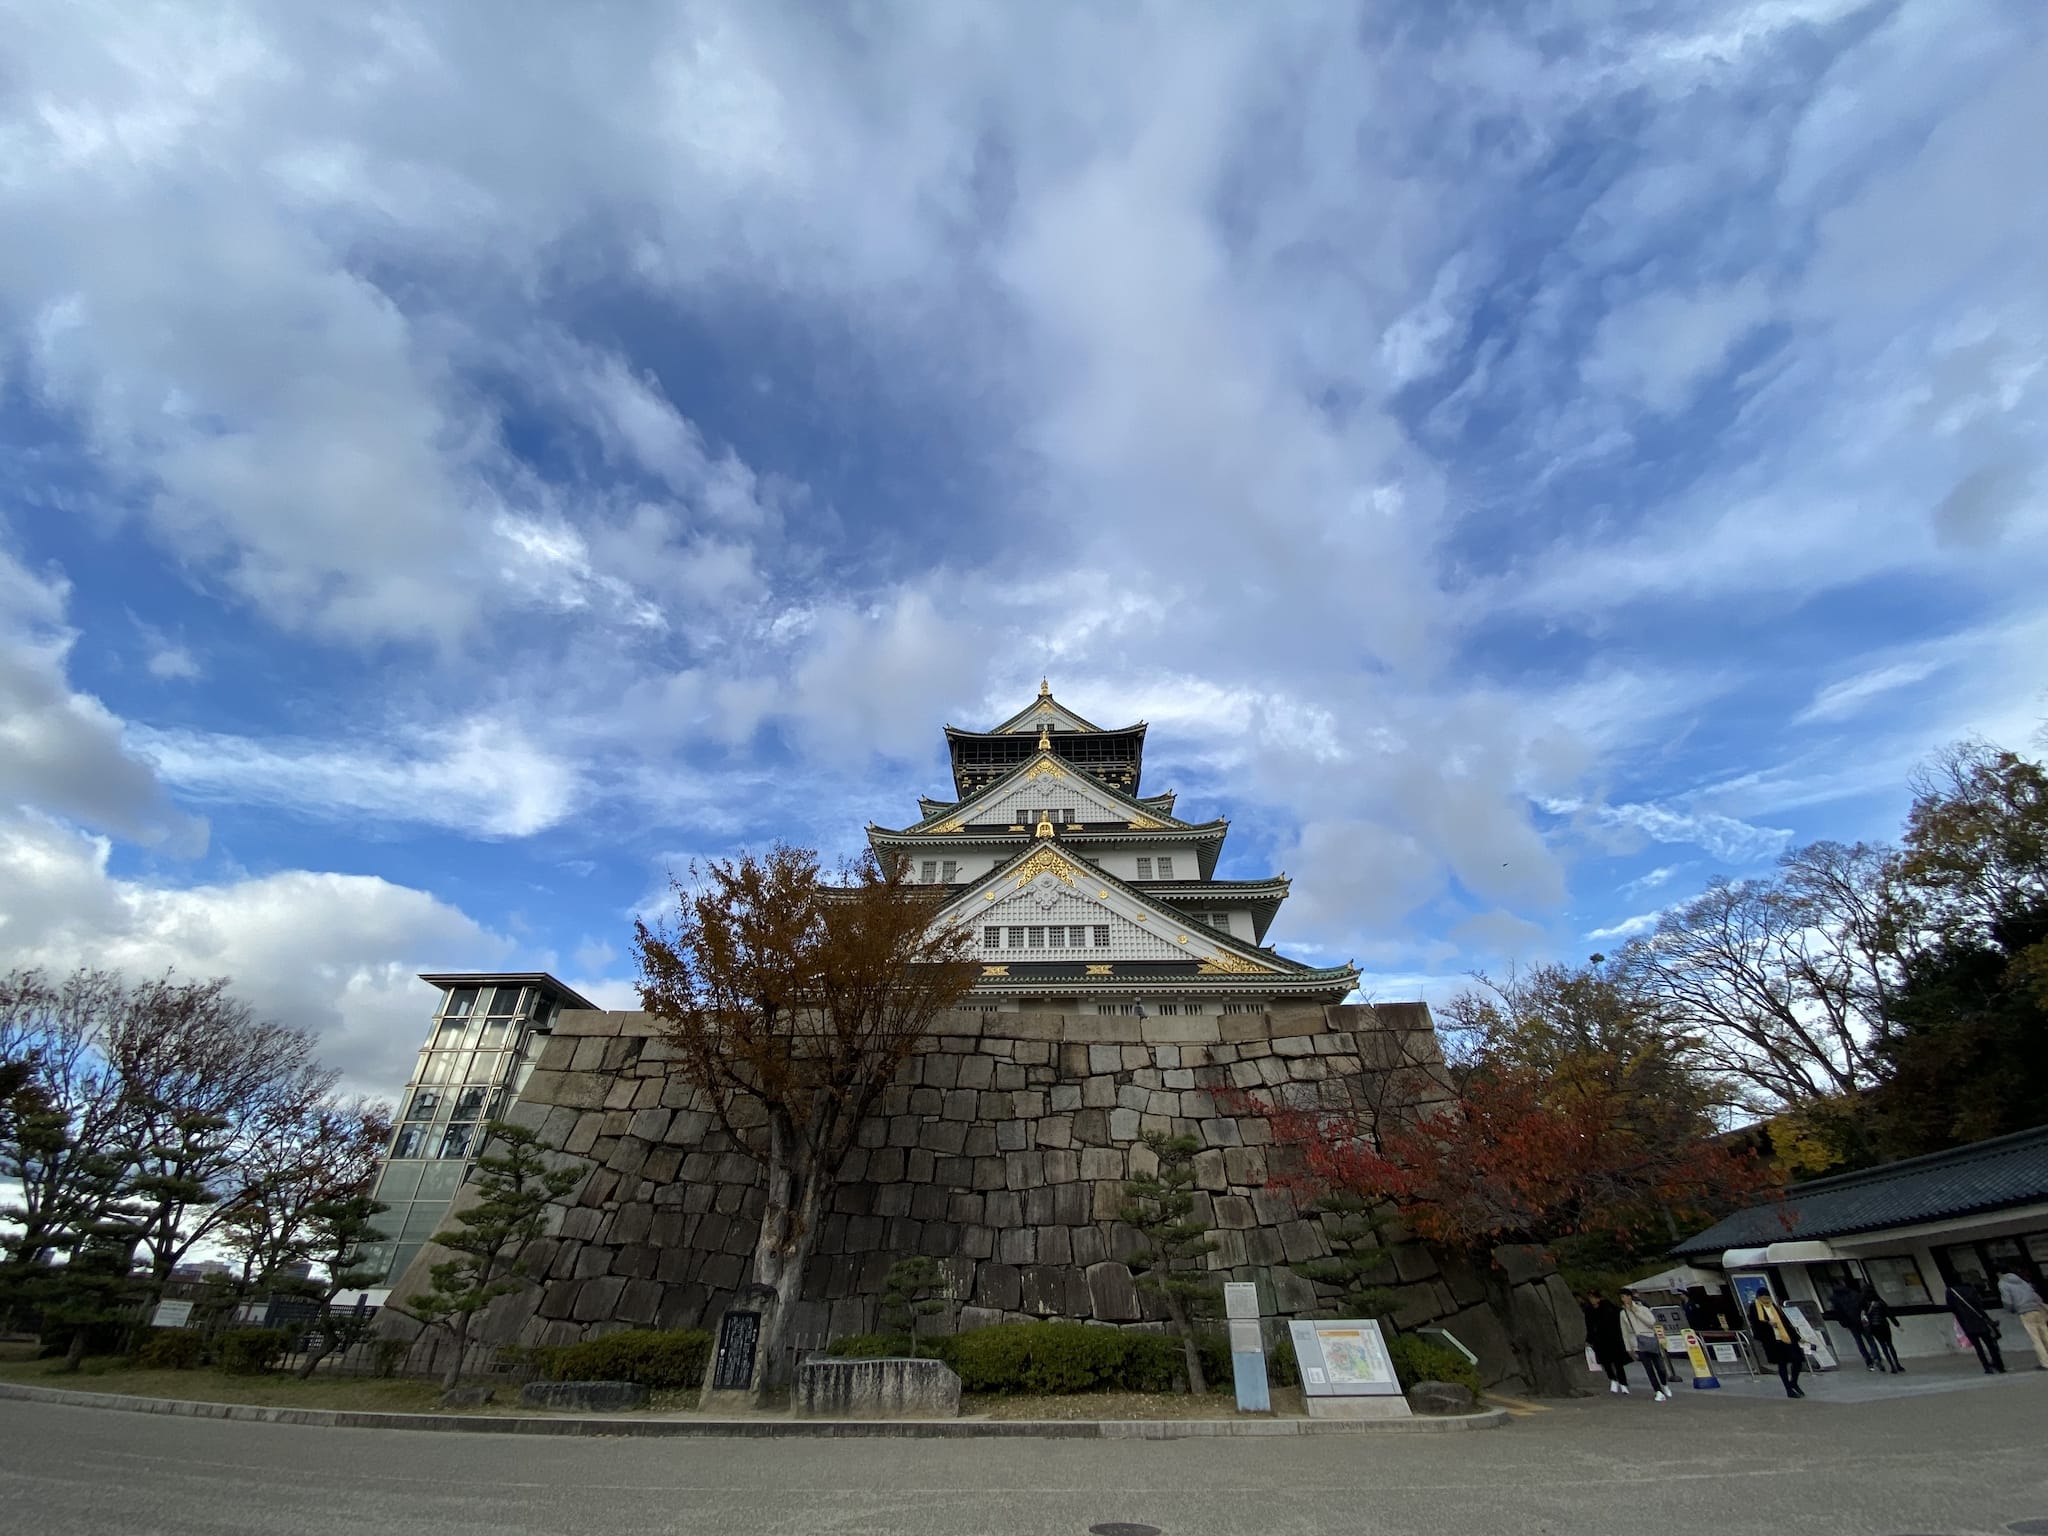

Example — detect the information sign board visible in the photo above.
[1288,1318,1401,1398]
[1223,1282,1270,1413]
[151,1300,194,1329]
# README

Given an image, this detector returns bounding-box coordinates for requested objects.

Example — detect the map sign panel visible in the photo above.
[1289,1318,1400,1397]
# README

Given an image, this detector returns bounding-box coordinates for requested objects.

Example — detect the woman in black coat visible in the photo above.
[1947,1280,2007,1374]
[1582,1290,1634,1394]
[1748,1292,1806,1398]
[1861,1286,1904,1374]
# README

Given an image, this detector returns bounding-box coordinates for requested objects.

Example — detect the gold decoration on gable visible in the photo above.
[1085,964,1112,976]
[1024,757,1067,782]
[1125,814,1168,829]
[1197,951,1273,975]
[982,965,1009,977]
[1011,848,1077,888]
[927,818,965,834]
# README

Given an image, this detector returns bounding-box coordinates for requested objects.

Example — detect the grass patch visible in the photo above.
[0,1359,472,1414]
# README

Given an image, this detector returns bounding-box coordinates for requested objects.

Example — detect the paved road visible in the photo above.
[3,1377,2046,1536]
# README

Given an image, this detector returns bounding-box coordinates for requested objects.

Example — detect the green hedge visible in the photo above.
[215,1328,291,1376]
[131,1328,208,1370]
[1385,1333,1483,1397]
[533,1329,712,1390]
[827,1322,1205,1395]
[824,1333,912,1359]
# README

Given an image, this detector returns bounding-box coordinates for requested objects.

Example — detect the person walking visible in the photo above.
[1619,1288,1674,1401]
[1583,1290,1633,1395]
[1748,1291,1806,1398]
[1861,1285,1904,1373]
[1829,1279,1880,1370]
[1947,1279,2006,1374]
[1995,1266,2048,1371]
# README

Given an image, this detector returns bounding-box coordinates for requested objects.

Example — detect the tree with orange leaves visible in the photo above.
[633,846,978,1403]
[1254,963,1774,1275]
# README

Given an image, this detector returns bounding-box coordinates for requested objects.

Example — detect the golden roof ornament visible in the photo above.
[1037,725,1051,751]
[1038,677,1051,697]
[1034,810,1056,840]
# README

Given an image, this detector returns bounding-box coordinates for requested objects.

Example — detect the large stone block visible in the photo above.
[1086,1261,1140,1322]
[520,1380,648,1413]
[793,1357,961,1419]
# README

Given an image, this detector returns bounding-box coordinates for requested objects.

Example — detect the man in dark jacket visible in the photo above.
[1582,1291,1633,1394]
[1829,1279,1879,1369]
[1947,1280,2007,1374]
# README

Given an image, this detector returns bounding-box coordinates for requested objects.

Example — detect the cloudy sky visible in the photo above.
[3,0,2044,1095]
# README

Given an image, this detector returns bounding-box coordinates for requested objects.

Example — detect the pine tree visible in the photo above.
[1291,1190,1401,1320]
[287,1193,390,1379]
[1122,1131,1218,1394]
[878,1255,951,1357]
[407,1122,581,1388]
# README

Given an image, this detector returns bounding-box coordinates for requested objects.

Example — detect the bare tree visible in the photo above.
[633,846,977,1403]
[216,1095,392,1294]
[105,976,337,1309]
[1619,847,1895,1114]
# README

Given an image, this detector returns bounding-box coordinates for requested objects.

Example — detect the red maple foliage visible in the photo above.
[1234,1061,1776,1252]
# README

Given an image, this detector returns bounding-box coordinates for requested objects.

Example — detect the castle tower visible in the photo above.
[867,682,1358,1010]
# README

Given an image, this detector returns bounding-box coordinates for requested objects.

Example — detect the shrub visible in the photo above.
[1386,1333,1482,1398]
[215,1328,291,1376]
[825,1333,913,1359]
[371,1338,410,1378]
[940,1322,1190,1395]
[132,1328,207,1370]
[1117,1333,1188,1393]
[539,1329,712,1390]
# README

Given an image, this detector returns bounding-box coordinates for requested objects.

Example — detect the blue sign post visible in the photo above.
[1225,1283,1270,1413]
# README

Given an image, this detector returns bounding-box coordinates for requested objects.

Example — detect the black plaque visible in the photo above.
[712,1310,761,1390]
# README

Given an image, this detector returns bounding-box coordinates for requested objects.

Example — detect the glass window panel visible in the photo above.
[488,985,524,1017]
[390,1126,425,1159]
[530,999,556,1031]
[404,1088,441,1121]
[416,1162,463,1200]
[389,1243,422,1280]
[1864,1254,1931,1307]
[1008,927,1025,946]
[1047,926,1065,948]
[921,860,937,882]
[1939,1242,1993,1290]
[442,987,479,1018]
[1027,927,1044,949]
[1069,927,1086,947]
[941,861,957,882]
[1092,925,1109,946]
[984,926,1000,947]
[401,1203,449,1241]
[1136,858,1152,878]
[480,1015,512,1043]
[420,1051,455,1086]
[1157,857,1174,878]
[376,1161,427,1203]
[452,1086,488,1121]
[437,1124,473,1160]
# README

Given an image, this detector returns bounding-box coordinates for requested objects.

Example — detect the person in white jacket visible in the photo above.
[1618,1289,1674,1401]
[1997,1266,2048,1371]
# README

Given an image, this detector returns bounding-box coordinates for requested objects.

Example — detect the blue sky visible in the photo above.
[2,0,2044,1095]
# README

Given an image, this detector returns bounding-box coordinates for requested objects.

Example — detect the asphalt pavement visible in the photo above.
[3,1370,2045,1536]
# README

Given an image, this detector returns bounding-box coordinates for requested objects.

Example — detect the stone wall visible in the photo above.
[392,1001,1585,1393]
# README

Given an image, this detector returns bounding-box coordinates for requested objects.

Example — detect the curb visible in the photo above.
[0,1382,1508,1438]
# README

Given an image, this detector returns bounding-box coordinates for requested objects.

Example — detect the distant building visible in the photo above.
[362,973,595,1289]
[865,679,1358,1008]
[1670,1124,2048,1361]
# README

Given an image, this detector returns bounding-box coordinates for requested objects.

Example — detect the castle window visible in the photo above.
[1207,913,1231,933]
[1092,925,1109,946]
[1221,1001,1266,1014]
[1135,857,1152,878]
[1095,1003,1139,1016]
[921,860,938,882]
[1047,927,1065,949]
[1068,926,1087,947]
[1156,857,1173,879]
[984,926,1001,948]
[941,860,958,882]
[1027,927,1045,949]
[1008,927,1025,947]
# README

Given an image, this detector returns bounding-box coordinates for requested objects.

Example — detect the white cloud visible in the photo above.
[0,548,205,852]
[1796,659,1942,725]
[134,715,580,839]
[1580,277,1773,414]
[0,811,506,1095]
[1547,797,1793,865]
